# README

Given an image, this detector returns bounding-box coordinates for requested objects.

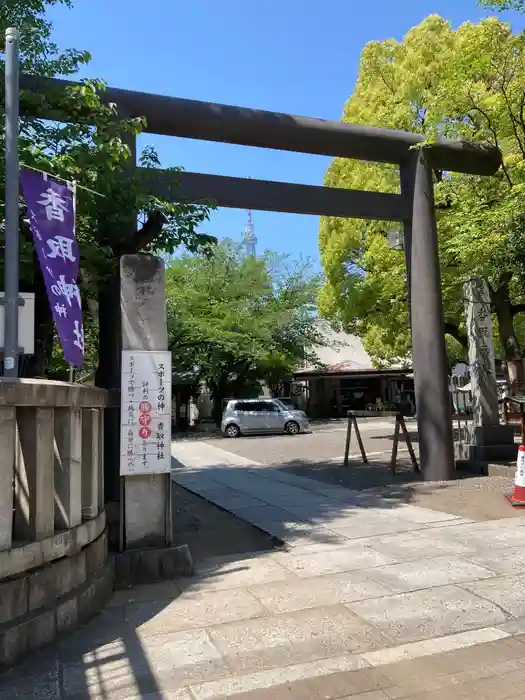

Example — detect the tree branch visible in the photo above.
[114,210,165,256]
[490,54,525,158]
[512,303,525,316]
[500,83,525,159]
[467,95,514,187]
[169,339,211,351]
[497,270,513,289]
[444,321,468,349]
[519,92,525,145]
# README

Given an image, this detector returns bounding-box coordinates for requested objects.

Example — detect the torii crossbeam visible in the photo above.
[19,73,502,481]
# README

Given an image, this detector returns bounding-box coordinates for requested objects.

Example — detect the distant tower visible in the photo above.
[243,210,257,257]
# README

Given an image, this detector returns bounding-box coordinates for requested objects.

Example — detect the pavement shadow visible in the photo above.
[367,426,470,445]
[0,585,181,700]
[170,451,480,557]
[172,481,280,563]
[0,482,282,700]
[275,409,475,507]
[276,457,474,506]
[367,429,419,444]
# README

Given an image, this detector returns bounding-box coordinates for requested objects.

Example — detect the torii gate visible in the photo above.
[20,73,502,482]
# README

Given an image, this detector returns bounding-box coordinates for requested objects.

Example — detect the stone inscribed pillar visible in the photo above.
[463,276,515,463]
[464,277,498,426]
[120,254,171,549]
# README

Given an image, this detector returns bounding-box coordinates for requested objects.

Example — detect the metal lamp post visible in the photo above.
[4,27,20,377]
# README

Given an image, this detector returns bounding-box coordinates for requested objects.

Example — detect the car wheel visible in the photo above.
[225,423,240,438]
[285,421,300,436]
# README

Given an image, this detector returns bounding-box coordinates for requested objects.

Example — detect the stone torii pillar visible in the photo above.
[408,150,455,480]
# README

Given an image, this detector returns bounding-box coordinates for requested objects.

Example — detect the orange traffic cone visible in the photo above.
[506,445,525,507]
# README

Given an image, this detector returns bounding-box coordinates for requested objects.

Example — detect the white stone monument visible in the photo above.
[463,277,515,463]
[120,254,171,548]
[465,277,498,426]
[112,254,193,585]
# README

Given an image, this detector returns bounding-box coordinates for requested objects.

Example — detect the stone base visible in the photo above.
[467,443,518,463]
[470,424,515,446]
[124,474,170,549]
[0,528,112,668]
[456,459,516,477]
[456,424,518,466]
[114,544,194,588]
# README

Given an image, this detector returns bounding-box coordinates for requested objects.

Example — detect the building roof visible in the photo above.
[294,367,412,379]
[296,320,410,376]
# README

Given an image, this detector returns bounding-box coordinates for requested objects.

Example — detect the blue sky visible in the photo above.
[47,0,524,268]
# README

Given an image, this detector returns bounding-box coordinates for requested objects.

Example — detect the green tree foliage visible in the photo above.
[0,0,215,378]
[319,15,525,384]
[166,241,323,422]
[479,0,525,11]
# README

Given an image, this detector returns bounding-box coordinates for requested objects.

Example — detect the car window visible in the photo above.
[233,401,277,412]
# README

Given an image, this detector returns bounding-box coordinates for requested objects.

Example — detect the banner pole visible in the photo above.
[4,28,20,377]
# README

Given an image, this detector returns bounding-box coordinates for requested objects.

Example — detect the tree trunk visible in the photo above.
[209,377,228,427]
[492,280,524,392]
[212,397,223,427]
[444,322,468,351]
[506,358,525,389]
[95,269,122,504]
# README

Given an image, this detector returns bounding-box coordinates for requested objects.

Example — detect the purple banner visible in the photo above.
[20,168,84,367]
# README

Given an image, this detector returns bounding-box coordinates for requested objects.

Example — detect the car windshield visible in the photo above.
[275,399,294,410]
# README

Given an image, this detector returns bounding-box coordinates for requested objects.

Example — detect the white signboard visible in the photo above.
[0,292,35,354]
[120,350,172,476]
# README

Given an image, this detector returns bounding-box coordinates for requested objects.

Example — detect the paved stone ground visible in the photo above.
[8,621,525,699]
[170,441,525,698]
[5,423,525,699]
[205,418,523,521]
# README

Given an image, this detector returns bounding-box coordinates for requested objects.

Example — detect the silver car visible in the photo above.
[221,398,310,438]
